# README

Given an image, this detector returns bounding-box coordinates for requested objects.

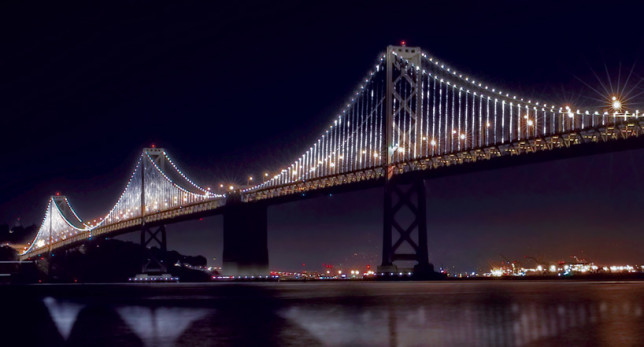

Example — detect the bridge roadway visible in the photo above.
[20,118,644,262]
[244,120,644,202]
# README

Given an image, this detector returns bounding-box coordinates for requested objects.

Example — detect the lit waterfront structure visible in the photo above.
[486,262,644,277]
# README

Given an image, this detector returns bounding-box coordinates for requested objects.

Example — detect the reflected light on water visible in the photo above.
[280,298,644,346]
[116,306,212,346]
[3,282,644,346]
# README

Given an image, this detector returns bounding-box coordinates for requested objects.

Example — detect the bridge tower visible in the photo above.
[379,45,434,278]
[139,148,169,276]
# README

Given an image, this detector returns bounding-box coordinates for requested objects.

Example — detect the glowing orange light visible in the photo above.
[400,40,406,46]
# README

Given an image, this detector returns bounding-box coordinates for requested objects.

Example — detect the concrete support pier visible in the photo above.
[223,195,269,276]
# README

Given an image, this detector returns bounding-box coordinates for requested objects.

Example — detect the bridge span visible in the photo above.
[19,45,644,277]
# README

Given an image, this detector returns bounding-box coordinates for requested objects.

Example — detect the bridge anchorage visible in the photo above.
[19,44,643,280]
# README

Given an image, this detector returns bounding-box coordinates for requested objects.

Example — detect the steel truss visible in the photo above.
[140,224,167,274]
[380,179,430,272]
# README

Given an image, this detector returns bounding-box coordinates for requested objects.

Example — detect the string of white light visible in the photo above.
[23,150,224,255]
[162,151,217,195]
[243,55,388,193]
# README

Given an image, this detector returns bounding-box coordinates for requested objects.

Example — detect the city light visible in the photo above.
[484,259,643,278]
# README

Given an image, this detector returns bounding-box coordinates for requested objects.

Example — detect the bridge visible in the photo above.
[19,45,644,277]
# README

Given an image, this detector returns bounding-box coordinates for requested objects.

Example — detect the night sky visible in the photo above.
[1,1,642,272]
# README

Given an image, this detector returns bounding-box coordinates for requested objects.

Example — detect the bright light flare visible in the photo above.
[611,96,622,111]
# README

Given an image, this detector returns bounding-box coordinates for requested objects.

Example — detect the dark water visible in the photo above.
[1,281,644,346]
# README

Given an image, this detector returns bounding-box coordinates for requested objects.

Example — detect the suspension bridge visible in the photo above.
[19,45,644,277]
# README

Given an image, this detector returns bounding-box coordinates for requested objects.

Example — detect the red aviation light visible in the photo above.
[400,40,406,46]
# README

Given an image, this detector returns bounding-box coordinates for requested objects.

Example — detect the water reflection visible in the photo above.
[2,282,644,346]
[43,297,83,340]
[281,296,644,345]
[67,305,143,347]
[117,306,211,346]
[278,282,644,346]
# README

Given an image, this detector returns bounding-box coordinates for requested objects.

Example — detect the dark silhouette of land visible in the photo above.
[1,222,213,282]
[46,238,212,282]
